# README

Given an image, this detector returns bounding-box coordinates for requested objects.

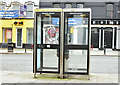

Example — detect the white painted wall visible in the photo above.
[117,27,120,49]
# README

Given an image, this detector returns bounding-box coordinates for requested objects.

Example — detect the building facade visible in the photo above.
[39,0,120,51]
[0,1,39,49]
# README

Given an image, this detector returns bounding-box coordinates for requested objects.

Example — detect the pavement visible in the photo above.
[1,70,118,83]
[0,48,32,54]
[0,48,119,56]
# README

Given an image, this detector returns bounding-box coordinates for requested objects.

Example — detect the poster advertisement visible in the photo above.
[6,30,12,39]
[43,24,59,44]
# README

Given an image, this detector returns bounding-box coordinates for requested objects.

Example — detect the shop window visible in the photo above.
[53,4,60,8]
[2,28,12,43]
[0,4,5,10]
[91,28,98,33]
[26,4,33,17]
[27,28,33,44]
[65,4,72,8]
[91,28,99,48]
[106,3,114,18]
[77,4,83,8]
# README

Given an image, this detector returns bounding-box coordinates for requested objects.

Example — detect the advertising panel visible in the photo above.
[6,30,12,39]
[0,10,19,18]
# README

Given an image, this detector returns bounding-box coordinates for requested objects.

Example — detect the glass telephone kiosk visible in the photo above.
[34,8,91,79]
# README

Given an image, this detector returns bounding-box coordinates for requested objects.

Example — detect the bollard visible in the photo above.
[91,45,93,50]
[104,45,106,55]
[25,45,26,53]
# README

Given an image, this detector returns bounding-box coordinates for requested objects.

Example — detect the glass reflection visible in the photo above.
[64,50,87,73]
[65,13,88,45]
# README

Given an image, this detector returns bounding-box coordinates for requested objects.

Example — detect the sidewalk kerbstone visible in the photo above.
[49,83,66,85]
[34,79,53,83]
[82,83,98,85]
[65,83,82,85]
[66,79,82,83]
[50,80,67,83]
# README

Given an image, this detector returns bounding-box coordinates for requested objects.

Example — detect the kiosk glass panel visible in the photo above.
[64,50,87,73]
[64,13,88,45]
[36,12,60,72]
[64,12,89,74]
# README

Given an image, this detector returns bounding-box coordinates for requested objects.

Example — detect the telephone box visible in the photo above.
[34,8,91,79]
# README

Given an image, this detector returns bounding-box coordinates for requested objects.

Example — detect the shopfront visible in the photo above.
[91,19,120,50]
[0,19,34,49]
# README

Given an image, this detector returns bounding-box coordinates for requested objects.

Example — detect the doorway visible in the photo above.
[16,28,22,48]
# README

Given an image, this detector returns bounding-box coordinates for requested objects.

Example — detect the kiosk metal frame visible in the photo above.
[34,9,62,76]
[63,9,91,76]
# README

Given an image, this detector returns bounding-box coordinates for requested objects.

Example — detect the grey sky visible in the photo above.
[0,0,39,5]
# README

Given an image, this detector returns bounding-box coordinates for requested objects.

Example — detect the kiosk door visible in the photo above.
[35,10,61,73]
[63,9,91,75]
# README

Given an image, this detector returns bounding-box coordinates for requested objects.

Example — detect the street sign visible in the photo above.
[68,18,83,25]
[52,18,83,25]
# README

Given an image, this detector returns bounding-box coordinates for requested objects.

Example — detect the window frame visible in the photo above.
[65,3,72,8]
[26,3,34,18]
[12,4,20,10]
[2,28,12,43]
[27,28,33,44]
[76,3,84,8]
[0,4,5,10]
[53,3,61,8]
[106,2,114,18]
